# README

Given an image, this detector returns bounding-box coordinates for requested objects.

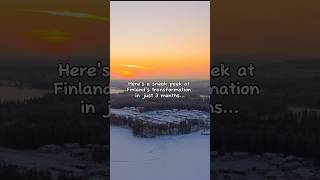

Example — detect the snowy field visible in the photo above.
[111,126,210,180]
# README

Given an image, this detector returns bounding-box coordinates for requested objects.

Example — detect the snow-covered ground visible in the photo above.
[0,146,106,180]
[212,152,320,180]
[111,126,210,180]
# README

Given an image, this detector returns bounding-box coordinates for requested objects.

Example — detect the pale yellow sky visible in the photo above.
[111,1,210,80]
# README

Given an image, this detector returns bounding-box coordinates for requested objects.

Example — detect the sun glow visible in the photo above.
[120,70,133,78]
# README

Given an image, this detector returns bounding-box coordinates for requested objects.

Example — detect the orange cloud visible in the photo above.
[32,30,70,42]
[121,64,149,69]
[27,10,108,22]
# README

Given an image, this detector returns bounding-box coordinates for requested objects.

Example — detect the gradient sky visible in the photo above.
[213,0,320,58]
[111,1,210,80]
[0,0,108,61]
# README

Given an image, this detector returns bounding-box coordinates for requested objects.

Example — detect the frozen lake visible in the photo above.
[111,126,210,180]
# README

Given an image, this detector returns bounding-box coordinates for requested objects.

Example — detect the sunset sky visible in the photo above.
[213,0,320,58]
[111,1,210,80]
[0,0,108,61]
[2,0,317,67]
